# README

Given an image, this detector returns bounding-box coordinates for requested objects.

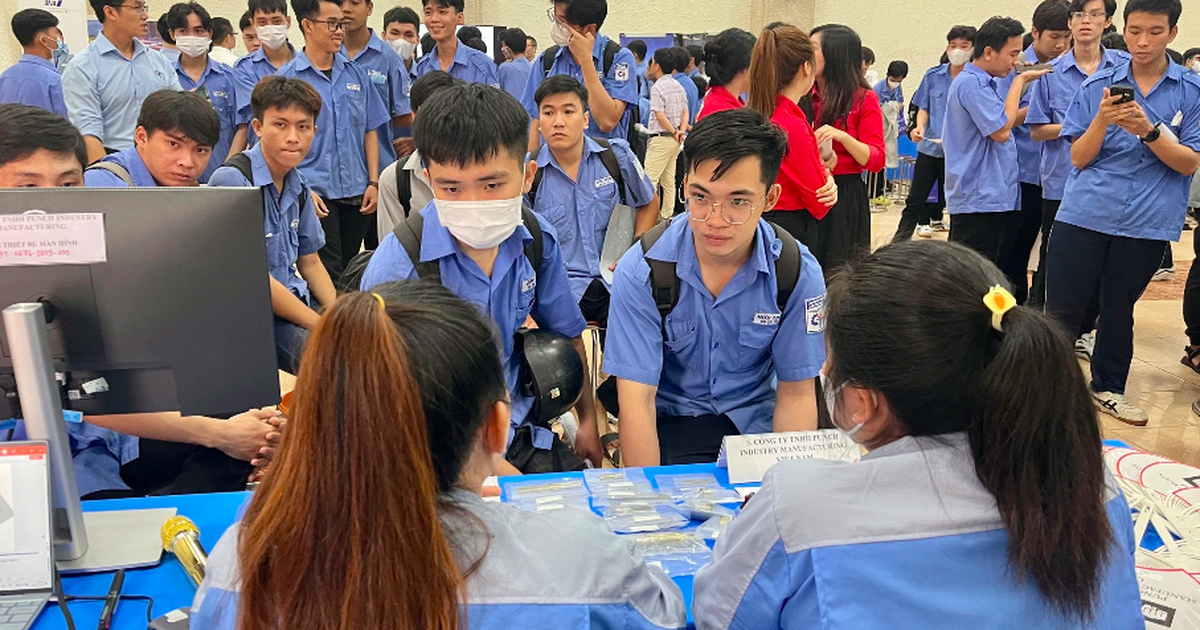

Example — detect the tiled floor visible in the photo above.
[871,202,1200,467]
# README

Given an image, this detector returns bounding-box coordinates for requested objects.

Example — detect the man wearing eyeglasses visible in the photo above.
[604,109,826,468]
[276,0,389,281]
[62,0,182,164]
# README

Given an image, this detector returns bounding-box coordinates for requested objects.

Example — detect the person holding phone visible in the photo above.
[1045,0,1200,426]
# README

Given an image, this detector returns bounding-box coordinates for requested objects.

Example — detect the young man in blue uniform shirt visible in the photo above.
[498,28,533,101]
[0,104,85,187]
[84,89,219,187]
[0,9,69,117]
[530,75,656,327]
[891,26,975,241]
[233,0,296,143]
[670,46,700,126]
[341,0,412,169]
[277,0,389,280]
[168,2,246,184]
[412,0,497,85]
[63,0,181,164]
[359,83,601,474]
[626,38,649,101]
[1027,0,1126,308]
[943,16,1048,267]
[381,6,420,82]
[604,108,826,468]
[521,0,638,151]
[1046,0,1200,426]
[209,77,336,374]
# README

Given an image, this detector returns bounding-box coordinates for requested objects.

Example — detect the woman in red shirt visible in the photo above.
[809,24,885,273]
[747,23,836,249]
[696,28,754,121]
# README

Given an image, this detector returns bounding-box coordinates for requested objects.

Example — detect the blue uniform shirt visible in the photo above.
[412,41,498,86]
[636,59,649,100]
[1058,60,1200,242]
[1026,48,1128,200]
[911,63,952,158]
[674,72,700,125]
[872,77,905,133]
[208,145,326,302]
[61,32,181,151]
[232,46,294,129]
[0,54,68,117]
[83,148,158,187]
[996,45,1044,186]
[498,56,532,101]
[174,57,240,183]
[275,50,390,200]
[528,137,656,301]
[521,35,639,141]
[358,202,587,447]
[343,31,412,167]
[603,217,827,435]
[944,62,1018,214]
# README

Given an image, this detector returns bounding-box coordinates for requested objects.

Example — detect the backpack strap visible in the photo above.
[395,160,413,218]
[591,138,627,206]
[637,221,677,323]
[602,39,620,75]
[84,160,133,186]
[767,221,803,312]
[221,152,254,183]
[520,207,543,272]
[394,210,442,282]
[528,166,545,208]
[541,46,559,77]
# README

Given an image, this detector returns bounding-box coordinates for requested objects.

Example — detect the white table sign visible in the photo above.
[0,212,107,266]
[718,430,861,484]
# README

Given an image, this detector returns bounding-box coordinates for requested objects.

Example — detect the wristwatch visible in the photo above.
[366,180,379,188]
[1140,127,1161,144]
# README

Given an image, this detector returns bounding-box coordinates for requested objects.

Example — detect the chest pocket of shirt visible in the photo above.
[368,71,390,106]
[514,279,535,329]
[1049,93,1072,124]
[737,322,777,366]
[664,318,697,355]
[537,203,572,237]
[345,87,366,129]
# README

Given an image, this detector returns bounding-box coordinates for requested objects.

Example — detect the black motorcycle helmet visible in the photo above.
[516,328,584,426]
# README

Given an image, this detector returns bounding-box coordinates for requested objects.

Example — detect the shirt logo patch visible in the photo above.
[521,276,537,293]
[211,90,229,99]
[613,62,629,82]
[805,294,827,335]
[346,82,361,92]
[752,312,781,326]
[594,175,615,189]
[290,218,300,229]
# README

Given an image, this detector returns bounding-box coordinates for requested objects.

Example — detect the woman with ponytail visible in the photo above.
[808,24,885,274]
[696,28,755,121]
[693,241,1143,629]
[190,283,686,630]
[748,23,837,250]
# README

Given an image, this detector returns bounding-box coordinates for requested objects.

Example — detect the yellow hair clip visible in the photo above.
[983,285,1016,332]
[371,292,386,309]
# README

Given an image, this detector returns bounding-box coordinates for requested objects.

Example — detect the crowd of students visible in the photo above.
[0,0,1196,625]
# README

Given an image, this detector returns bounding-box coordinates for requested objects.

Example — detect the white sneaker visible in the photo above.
[930,220,949,232]
[1091,390,1148,426]
[1075,333,1095,362]
[1152,267,1176,282]
[916,224,934,238]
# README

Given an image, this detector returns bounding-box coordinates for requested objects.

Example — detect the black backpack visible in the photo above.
[221,152,255,183]
[541,41,647,161]
[638,220,803,324]
[527,137,627,208]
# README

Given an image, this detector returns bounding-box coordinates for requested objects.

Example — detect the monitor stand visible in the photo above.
[4,303,173,573]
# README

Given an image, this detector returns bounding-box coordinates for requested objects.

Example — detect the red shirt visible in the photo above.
[771,95,830,219]
[696,85,743,121]
[811,87,886,175]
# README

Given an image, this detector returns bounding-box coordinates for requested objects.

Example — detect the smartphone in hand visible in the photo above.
[1110,85,1136,104]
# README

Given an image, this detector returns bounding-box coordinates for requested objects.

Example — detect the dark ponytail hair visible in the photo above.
[809,24,870,128]
[704,28,756,88]
[747,23,814,119]
[824,241,1112,622]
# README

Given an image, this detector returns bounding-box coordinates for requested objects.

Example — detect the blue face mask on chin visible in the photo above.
[49,37,72,72]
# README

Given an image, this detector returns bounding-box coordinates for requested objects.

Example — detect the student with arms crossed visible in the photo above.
[412,0,497,85]
[1046,0,1200,425]
[84,89,218,187]
[209,77,335,375]
[359,84,600,473]
[0,9,69,117]
[693,241,1143,628]
[604,109,825,468]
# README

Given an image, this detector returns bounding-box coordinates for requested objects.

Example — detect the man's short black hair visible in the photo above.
[383,5,419,29]
[947,24,978,43]
[239,10,253,30]
[554,0,606,31]
[1167,48,1183,63]
[1033,0,1071,32]
[527,35,537,47]
[421,32,434,55]
[88,0,122,24]
[501,27,527,54]
[138,90,221,147]
[886,60,908,78]
[1022,31,1034,49]
[861,45,875,65]
[158,13,176,44]
[1101,31,1127,50]
[1124,0,1182,28]
[11,8,58,47]
[292,0,339,23]
[167,2,213,34]
[627,38,646,61]
[686,44,703,66]
[457,25,480,43]
[1068,0,1116,16]
[973,17,1025,60]
[534,74,587,107]
[414,84,529,169]
[652,46,676,74]
[684,108,788,187]
[422,0,464,12]
[463,37,486,52]
[1184,47,1200,60]
[0,104,86,170]
[409,70,462,112]
[249,0,289,18]
[673,46,692,73]
[211,16,234,42]
[251,75,322,122]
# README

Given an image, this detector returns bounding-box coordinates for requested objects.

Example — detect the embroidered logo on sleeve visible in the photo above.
[613,62,629,82]
[752,312,781,326]
[805,294,827,334]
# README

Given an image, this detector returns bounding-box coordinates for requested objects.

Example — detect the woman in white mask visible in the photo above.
[693,240,1144,629]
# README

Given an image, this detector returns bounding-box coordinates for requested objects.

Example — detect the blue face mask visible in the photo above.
[49,37,71,72]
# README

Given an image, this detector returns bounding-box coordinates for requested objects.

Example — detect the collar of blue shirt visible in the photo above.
[173,55,225,82]
[962,61,997,87]
[244,144,305,196]
[108,148,158,186]
[342,29,387,62]
[648,217,778,280]
[18,54,56,70]
[93,30,149,60]
[535,135,607,170]
[1111,56,1185,95]
[291,48,348,78]
[416,201,534,263]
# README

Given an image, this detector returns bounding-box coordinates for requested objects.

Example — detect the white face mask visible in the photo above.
[821,372,875,441]
[435,196,523,250]
[388,37,417,61]
[175,36,210,58]
[256,25,289,51]
[550,20,572,48]
[1189,60,1200,73]
[887,80,901,90]
[947,48,972,67]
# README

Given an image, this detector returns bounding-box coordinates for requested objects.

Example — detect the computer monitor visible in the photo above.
[0,188,279,417]
[0,441,52,594]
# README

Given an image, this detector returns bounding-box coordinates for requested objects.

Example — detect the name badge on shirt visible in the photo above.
[805,294,827,334]
[211,90,229,99]
[594,176,615,189]
[346,82,362,92]
[291,219,299,229]
[521,276,537,293]
[752,312,781,326]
